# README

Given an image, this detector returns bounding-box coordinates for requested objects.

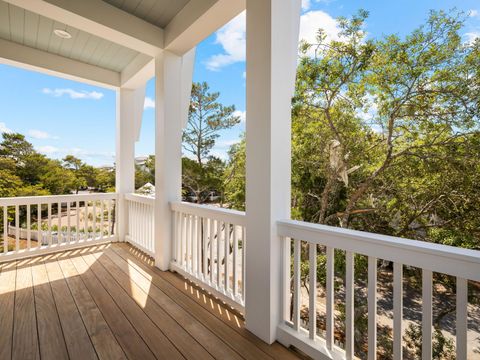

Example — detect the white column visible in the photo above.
[115,88,136,241]
[244,0,301,344]
[154,49,195,270]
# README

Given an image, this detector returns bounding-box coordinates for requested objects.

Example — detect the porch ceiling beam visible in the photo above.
[121,54,154,90]
[3,0,164,57]
[164,0,245,55]
[0,38,120,89]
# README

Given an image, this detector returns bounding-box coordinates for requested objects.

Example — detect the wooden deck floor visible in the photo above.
[0,243,303,360]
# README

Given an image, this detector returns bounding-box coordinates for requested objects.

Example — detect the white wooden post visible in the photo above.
[115,88,136,241]
[154,49,195,270]
[244,0,301,343]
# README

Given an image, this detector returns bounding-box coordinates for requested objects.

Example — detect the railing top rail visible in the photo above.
[170,201,246,226]
[278,219,480,281]
[0,192,118,206]
[125,193,155,206]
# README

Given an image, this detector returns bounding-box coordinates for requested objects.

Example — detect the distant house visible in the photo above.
[136,182,155,197]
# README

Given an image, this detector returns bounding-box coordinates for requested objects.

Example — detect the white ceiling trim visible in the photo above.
[121,53,154,89]
[165,0,245,55]
[0,38,120,88]
[3,0,164,57]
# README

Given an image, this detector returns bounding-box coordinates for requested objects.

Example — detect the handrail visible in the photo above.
[125,193,155,206]
[278,219,480,281]
[0,192,118,206]
[171,201,246,227]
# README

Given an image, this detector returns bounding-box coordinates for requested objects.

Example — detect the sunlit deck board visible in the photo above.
[0,243,303,360]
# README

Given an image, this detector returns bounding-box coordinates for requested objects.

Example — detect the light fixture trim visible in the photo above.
[53,29,72,39]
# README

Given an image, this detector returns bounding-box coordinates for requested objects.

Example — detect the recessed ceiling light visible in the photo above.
[53,29,72,39]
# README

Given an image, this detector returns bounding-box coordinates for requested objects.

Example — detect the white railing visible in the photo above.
[125,193,155,257]
[170,202,246,311]
[0,193,117,261]
[277,219,480,360]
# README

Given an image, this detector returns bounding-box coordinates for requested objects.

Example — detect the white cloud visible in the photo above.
[36,145,114,161]
[299,10,340,52]
[233,110,246,123]
[216,139,241,149]
[464,31,480,45]
[206,11,246,71]
[0,122,12,134]
[42,88,104,100]
[302,0,311,11]
[469,9,479,17]
[144,96,155,109]
[37,145,59,154]
[28,129,59,140]
[242,71,246,79]
[205,9,341,70]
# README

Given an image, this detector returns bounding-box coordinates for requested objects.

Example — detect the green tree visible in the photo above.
[63,155,87,193]
[183,82,240,166]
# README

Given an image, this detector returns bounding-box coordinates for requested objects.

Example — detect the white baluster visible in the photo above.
[15,205,19,251]
[76,201,80,242]
[3,206,7,253]
[209,218,215,283]
[326,246,334,350]
[216,221,222,288]
[309,243,317,340]
[368,256,377,360]
[48,203,52,246]
[67,202,71,244]
[233,224,238,297]
[293,239,301,331]
[422,269,433,360]
[345,251,354,360]
[456,277,467,360]
[393,262,403,360]
[224,222,230,292]
[27,204,31,250]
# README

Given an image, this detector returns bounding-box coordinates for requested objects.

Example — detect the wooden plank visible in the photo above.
[393,262,403,360]
[110,243,299,360]
[23,11,40,48]
[422,269,433,360]
[8,4,24,44]
[87,250,220,360]
[77,252,185,360]
[0,2,10,41]
[0,261,16,360]
[66,253,156,360]
[456,277,468,360]
[101,245,265,359]
[368,256,377,360]
[13,259,40,360]
[56,254,127,360]
[43,256,97,360]
[31,259,69,359]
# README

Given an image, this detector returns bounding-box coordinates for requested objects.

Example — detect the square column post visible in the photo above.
[245,0,301,344]
[115,88,136,241]
[154,49,195,270]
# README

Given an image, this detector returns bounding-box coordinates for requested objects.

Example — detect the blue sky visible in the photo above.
[0,0,479,166]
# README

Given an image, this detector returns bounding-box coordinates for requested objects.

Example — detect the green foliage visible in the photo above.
[404,323,455,359]
[0,132,116,198]
[183,82,240,166]
[223,137,245,210]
